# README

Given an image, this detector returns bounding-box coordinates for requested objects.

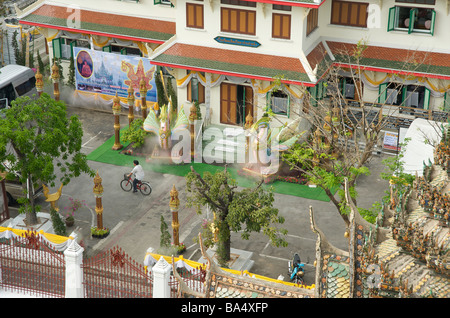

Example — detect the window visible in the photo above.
[221,0,256,7]
[15,77,36,97]
[0,84,16,106]
[221,7,256,35]
[102,45,141,56]
[268,90,290,117]
[187,75,205,103]
[330,0,368,28]
[306,8,319,36]
[395,0,435,4]
[273,4,291,11]
[154,0,174,7]
[186,2,204,29]
[387,6,436,35]
[378,83,430,109]
[272,13,291,39]
[52,38,89,59]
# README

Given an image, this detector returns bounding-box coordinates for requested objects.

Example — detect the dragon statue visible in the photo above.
[245,114,302,176]
[143,99,189,153]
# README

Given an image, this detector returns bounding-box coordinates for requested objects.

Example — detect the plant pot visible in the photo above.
[92,232,109,239]
[65,218,74,227]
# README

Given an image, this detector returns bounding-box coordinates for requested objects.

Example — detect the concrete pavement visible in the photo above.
[4,105,391,286]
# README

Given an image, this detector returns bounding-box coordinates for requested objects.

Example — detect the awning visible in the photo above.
[18,3,175,44]
[151,42,314,86]
[327,41,450,81]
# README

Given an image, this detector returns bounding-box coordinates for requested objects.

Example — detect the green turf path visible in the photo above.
[86,129,332,202]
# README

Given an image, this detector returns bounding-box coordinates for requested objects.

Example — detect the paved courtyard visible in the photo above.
[4,104,391,285]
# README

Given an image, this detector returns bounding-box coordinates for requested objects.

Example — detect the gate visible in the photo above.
[169,266,207,298]
[0,230,65,297]
[82,246,152,298]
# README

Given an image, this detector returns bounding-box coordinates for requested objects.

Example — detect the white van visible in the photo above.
[0,64,37,109]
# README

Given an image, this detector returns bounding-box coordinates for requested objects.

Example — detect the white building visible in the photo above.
[17,0,450,129]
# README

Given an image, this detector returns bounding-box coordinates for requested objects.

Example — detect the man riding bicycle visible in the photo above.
[127,160,145,193]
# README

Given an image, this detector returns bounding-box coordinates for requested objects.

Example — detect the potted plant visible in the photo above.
[63,197,86,227]
[91,226,110,239]
[173,242,186,255]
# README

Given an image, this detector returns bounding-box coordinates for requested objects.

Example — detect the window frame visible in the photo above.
[186,2,204,29]
[306,8,319,36]
[220,7,256,36]
[272,13,291,40]
[267,90,290,117]
[387,6,436,35]
[330,0,369,28]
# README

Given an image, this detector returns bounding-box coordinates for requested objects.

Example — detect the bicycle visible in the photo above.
[120,174,152,196]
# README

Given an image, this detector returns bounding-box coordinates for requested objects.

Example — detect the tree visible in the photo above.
[0,93,94,225]
[160,215,172,249]
[185,166,287,267]
[67,57,76,89]
[279,40,426,226]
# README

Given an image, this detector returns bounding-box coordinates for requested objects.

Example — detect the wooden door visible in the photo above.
[221,83,237,125]
[244,86,253,122]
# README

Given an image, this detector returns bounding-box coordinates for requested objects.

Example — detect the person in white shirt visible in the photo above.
[128,160,145,193]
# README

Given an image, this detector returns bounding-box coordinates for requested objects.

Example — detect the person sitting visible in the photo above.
[127,160,145,193]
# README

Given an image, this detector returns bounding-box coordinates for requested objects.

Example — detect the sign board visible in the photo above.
[383,131,399,151]
[214,36,261,48]
[73,47,157,101]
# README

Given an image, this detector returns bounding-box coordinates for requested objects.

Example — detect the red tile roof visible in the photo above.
[152,42,312,85]
[19,4,175,43]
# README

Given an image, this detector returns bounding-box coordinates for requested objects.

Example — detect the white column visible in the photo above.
[64,239,84,298]
[152,256,172,298]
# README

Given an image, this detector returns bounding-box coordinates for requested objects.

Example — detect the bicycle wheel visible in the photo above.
[120,179,132,192]
[139,182,152,196]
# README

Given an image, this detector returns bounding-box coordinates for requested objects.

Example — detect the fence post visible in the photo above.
[64,239,85,298]
[152,256,171,298]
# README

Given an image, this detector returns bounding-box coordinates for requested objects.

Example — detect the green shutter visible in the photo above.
[154,0,161,4]
[52,38,62,59]
[408,8,418,34]
[444,92,450,112]
[424,87,430,110]
[430,10,436,36]
[317,81,323,100]
[310,86,317,107]
[102,45,111,52]
[387,7,396,32]
[70,41,76,58]
[120,48,127,55]
[266,92,271,112]
[378,82,388,104]
[401,86,407,106]
[287,94,290,118]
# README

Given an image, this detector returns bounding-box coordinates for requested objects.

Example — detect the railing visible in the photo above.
[169,266,206,298]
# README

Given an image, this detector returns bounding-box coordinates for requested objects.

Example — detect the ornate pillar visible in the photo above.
[169,185,180,246]
[35,69,44,97]
[140,78,148,120]
[112,92,123,150]
[189,104,197,160]
[51,62,60,101]
[152,256,171,298]
[93,171,104,230]
[64,240,85,298]
[127,86,135,126]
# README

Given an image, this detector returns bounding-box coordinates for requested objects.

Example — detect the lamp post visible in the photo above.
[51,61,60,101]
[112,92,123,150]
[93,171,104,231]
[127,86,135,126]
[140,78,148,120]
[169,185,180,246]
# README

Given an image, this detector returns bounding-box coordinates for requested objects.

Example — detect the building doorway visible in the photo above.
[220,83,253,126]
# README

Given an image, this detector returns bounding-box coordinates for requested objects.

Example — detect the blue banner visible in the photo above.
[73,47,157,101]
